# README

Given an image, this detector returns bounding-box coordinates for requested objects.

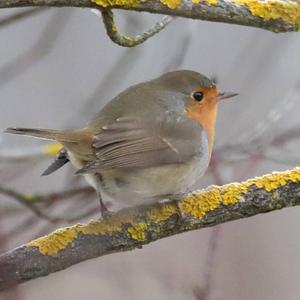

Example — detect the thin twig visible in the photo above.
[101,9,174,47]
[0,186,61,223]
[193,226,221,300]
[0,185,95,223]
[22,186,93,203]
[0,9,71,87]
[0,8,48,28]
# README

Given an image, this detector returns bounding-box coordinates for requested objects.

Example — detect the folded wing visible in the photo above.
[76,117,203,174]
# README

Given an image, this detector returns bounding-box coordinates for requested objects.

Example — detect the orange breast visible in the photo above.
[186,110,216,158]
[185,87,218,158]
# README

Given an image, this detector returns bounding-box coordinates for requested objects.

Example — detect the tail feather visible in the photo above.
[4,127,86,142]
[41,149,69,176]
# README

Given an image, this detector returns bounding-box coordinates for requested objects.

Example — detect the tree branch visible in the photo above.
[0,0,299,34]
[101,9,173,47]
[0,168,300,291]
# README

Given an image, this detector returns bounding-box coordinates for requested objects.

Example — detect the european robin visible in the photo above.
[5,70,237,215]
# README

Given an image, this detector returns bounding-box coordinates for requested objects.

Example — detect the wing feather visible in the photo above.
[76,116,203,174]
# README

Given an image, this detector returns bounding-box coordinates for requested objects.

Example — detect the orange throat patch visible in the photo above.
[185,106,217,158]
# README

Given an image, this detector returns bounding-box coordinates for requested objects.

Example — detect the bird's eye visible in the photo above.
[192,91,204,101]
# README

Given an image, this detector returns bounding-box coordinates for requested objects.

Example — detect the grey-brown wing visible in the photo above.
[76,117,204,174]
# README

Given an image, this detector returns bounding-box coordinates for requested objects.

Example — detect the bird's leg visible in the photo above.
[95,174,110,217]
[96,188,109,217]
[165,192,186,218]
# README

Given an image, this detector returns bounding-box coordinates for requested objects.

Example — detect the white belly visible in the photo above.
[98,152,209,207]
[76,130,210,208]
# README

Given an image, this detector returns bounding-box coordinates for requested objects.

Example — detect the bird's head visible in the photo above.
[154,70,238,151]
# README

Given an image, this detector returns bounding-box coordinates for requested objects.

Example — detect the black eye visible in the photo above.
[192,91,204,101]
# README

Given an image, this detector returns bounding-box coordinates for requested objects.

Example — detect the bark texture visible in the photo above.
[0,0,299,33]
[0,168,300,291]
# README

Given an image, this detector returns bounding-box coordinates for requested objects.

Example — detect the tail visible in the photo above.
[4,127,86,142]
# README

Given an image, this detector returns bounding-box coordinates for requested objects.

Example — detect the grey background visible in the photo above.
[0,8,300,300]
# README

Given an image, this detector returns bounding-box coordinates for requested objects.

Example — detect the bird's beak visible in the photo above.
[217,92,239,102]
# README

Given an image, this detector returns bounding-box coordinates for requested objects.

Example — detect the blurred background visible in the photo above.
[0,7,300,300]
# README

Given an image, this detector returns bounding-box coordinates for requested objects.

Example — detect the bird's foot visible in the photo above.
[168,192,186,202]
[99,201,113,219]
[100,209,113,219]
[165,193,186,218]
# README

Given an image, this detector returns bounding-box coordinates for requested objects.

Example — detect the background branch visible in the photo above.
[0,168,300,292]
[0,185,96,222]
[0,7,47,27]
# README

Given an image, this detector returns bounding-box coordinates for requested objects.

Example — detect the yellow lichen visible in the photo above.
[147,203,178,223]
[91,0,139,8]
[221,182,246,205]
[27,226,79,256]
[26,205,176,255]
[191,0,300,28]
[181,186,222,219]
[23,193,39,203]
[80,211,141,235]
[91,0,300,29]
[111,23,117,33]
[248,168,300,191]
[207,0,218,4]
[233,0,300,29]
[160,0,181,9]
[27,212,140,255]
[182,167,300,219]
[127,222,148,240]
[79,219,123,235]
[27,168,300,255]
[42,142,63,157]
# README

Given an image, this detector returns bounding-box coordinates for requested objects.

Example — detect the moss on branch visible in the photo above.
[0,0,299,34]
[0,168,300,291]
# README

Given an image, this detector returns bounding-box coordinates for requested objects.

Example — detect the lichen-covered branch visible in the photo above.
[101,10,173,47]
[0,0,299,34]
[0,168,300,291]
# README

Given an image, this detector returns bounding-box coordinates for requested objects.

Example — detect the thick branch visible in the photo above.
[0,168,300,291]
[0,0,299,33]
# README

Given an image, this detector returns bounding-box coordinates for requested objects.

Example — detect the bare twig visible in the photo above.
[0,9,71,86]
[0,168,300,291]
[0,8,48,27]
[193,226,221,300]
[101,9,173,47]
[22,186,93,203]
[0,185,95,222]
[0,186,61,222]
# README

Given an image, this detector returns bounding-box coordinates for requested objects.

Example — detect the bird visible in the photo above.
[5,70,237,216]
